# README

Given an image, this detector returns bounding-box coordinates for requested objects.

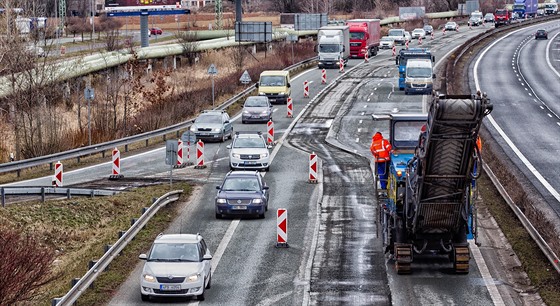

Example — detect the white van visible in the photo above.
[405,58,435,95]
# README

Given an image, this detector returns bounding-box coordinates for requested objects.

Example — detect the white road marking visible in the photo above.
[469,240,506,306]
[358,128,362,133]
[355,138,360,142]
[211,219,240,275]
[546,32,560,78]
[374,87,377,91]
[367,98,371,102]
[548,114,553,118]
[364,104,368,108]
[359,119,363,124]
[370,92,374,96]
[377,83,381,86]
[557,122,560,127]
[361,112,365,116]
[540,106,545,110]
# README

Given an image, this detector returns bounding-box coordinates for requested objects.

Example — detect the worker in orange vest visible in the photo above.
[370,132,392,189]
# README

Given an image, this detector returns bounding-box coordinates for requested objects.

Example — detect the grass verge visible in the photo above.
[0,181,193,305]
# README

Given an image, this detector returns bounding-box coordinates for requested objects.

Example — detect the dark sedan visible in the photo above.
[215,171,269,219]
[535,29,548,40]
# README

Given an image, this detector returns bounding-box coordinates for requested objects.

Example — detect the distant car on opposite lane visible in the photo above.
[215,170,269,219]
[404,31,412,42]
[535,29,548,39]
[242,96,272,124]
[423,25,434,34]
[379,36,395,49]
[150,27,163,35]
[411,28,426,39]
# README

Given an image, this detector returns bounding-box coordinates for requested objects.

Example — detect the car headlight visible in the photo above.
[252,198,262,204]
[232,153,241,158]
[216,198,226,204]
[243,110,250,115]
[260,152,269,158]
[260,111,268,115]
[190,126,196,132]
[187,274,200,283]
[258,92,265,95]
[143,274,156,283]
[278,92,285,95]
[213,128,221,132]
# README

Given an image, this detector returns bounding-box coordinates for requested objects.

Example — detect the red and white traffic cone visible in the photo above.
[186,140,194,165]
[276,208,289,248]
[109,147,124,179]
[405,40,409,49]
[392,45,396,57]
[53,161,63,187]
[339,58,344,73]
[363,49,369,62]
[309,152,318,183]
[431,32,434,40]
[303,80,309,98]
[469,22,472,30]
[267,119,275,145]
[443,28,446,35]
[175,139,185,168]
[321,69,327,84]
[287,97,293,118]
[418,36,422,45]
[194,140,206,169]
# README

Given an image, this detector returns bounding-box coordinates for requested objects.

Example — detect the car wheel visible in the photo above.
[215,212,222,219]
[206,273,212,289]
[141,293,149,301]
[197,290,205,301]
[221,132,226,142]
[258,212,265,219]
[242,120,246,124]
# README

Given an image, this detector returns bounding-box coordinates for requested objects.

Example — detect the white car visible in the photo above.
[379,36,395,49]
[227,131,271,171]
[445,22,458,31]
[404,31,412,42]
[411,28,426,39]
[139,234,212,302]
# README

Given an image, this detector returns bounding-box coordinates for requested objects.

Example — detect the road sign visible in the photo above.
[286,34,299,42]
[207,63,218,75]
[84,87,95,100]
[181,130,196,143]
[239,70,252,84]
[165,140,178,166]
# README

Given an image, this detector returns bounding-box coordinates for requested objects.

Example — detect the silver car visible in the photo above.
[379,36,395,49]
[139,234,212,302]
[189,110,233,142]
[227,131,271,171]
[242,96,273,124]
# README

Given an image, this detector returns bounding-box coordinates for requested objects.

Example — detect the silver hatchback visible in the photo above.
[242,96,273,124]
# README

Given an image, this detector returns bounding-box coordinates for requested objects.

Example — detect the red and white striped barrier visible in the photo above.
[321,69,327,84]
[195,140,206,169]
[53,161,63,187]
[443,28,446,35]
[431,32,434,40]
[287,97,293,118]
[303,80,309,98]
[176,139,185,168]
[276,208,288,247]
[468,22,472,30]
[363,49,369,62]
[456,25,459,32]
[309,152,318,183]
[267,119,274,145]
[339,58,344,73]
[108,147,124,179]
[418,36,422,45]
[392,45,396,57]
[405,40,409,49]
[185,140,193,165]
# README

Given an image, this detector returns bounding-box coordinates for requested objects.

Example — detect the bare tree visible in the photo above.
[176,29,200,65]
[0,226,57,305]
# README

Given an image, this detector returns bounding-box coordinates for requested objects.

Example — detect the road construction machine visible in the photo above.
[373,92,492,274]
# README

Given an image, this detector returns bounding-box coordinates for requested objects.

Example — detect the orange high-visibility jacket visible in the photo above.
[370,132,392,162]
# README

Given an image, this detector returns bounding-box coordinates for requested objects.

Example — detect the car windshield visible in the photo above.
[413,29,422,33]
[196,114,222,123]
[234,137,266,148]
[222,177,260,191]
[260,76,285,86]
[537,30,546,33]
[388,29,403,36]
[245,98,268,107]
[424,26,432,30]
[381,37,392,41]
[148,243,199,262]
[350,32,365,39]
[407,67,432,78]
[393,121,425,148]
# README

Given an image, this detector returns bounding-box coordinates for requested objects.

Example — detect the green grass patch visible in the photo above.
[478,174,560,305]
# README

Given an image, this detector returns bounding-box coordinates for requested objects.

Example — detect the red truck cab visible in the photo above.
[346,19,381,58]
[494,9,510,27]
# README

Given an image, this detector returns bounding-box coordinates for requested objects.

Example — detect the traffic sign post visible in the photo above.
[239,70,251,86]
[84,86,94,147]
[165,140,178,187]
[208,64,218,108]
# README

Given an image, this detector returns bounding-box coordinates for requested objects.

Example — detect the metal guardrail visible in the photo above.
[54,190,183,306]
[0,56,317,177]
[0,186,119,207]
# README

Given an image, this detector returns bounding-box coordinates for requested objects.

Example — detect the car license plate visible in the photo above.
[199,133,209,136]
[251,115,261,118]
[269,99,276,102]
[244,161,256,165]
[233,205,247,210]
[160,284,181,291]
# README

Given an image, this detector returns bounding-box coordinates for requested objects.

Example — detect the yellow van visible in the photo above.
[256,70,291,104]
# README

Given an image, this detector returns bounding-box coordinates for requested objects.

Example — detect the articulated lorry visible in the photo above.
[346,19,381,58]
[513,0,538,18]
[374,92,493,274]
[317,25,350,69]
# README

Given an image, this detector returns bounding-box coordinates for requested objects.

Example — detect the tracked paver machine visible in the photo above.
[373,92,493,274]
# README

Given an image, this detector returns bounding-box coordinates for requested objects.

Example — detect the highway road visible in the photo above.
[473,20,560,217]
[5,24,540,305]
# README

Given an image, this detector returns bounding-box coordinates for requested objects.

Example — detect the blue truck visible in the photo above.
[395,48,434,91]
[513,0,538,18]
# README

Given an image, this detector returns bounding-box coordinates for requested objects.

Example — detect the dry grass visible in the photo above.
[0,182,193,305]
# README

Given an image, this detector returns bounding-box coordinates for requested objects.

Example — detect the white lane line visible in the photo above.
[546,32,560,78]
[374,88,377,91]
[548,114,553,118]
[540,106,545,110]
[557,122,560,127]
[367,98,371,102]
[358,128,362,133]
[370,92,374,96]
[211,220,240,275]
[377,83,381,86]
[355,138,359,142]
[364,104,368,108]
[361,112,365,116]
[469,241,505,306]
[359,119,363,124]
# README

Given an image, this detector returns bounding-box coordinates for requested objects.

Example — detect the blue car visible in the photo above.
[215,171,269,219]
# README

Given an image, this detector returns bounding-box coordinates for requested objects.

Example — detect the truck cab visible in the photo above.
[494,8,510,26]
[405,59,435,95]
[317,26,350,69]
[396,48,435,90]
